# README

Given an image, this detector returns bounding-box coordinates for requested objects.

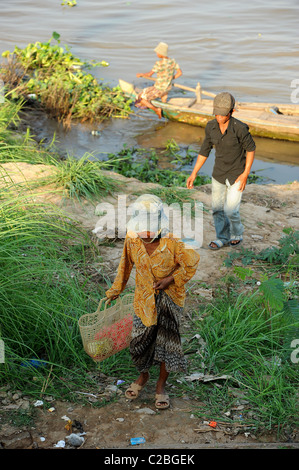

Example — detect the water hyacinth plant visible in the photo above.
[1,32,132,127]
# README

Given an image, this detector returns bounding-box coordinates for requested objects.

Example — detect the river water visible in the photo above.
[1,0,299,183]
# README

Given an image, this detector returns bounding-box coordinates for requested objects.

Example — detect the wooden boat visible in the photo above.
[119,79,299,142]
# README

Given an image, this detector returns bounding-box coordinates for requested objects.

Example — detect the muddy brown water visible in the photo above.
[1,0,299,183]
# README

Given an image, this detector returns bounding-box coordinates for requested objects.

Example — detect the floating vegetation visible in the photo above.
[1,32,132,127]
[103,144,211,188]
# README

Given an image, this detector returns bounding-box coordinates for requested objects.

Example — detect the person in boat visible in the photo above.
[186,92,256,250]
[135,42,182,119]
[105,194,200,409]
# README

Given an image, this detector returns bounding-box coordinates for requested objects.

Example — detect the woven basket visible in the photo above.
[78,293,135,362]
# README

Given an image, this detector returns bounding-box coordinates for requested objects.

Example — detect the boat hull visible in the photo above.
[153,100,299,142]
[119,80,299,142]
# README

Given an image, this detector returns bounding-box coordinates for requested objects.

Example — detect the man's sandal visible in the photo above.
[208,240,229,250]
[230,239,243,247]
[125,381,148,400]
[155,394,170,410]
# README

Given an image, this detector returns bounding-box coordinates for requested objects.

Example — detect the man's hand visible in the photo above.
[136,72,154,78]
[153,275,174,290]
[235,172,249,191]
[236,150,255,191]
[186,174,196,189]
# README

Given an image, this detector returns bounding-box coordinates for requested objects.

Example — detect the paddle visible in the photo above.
[138,75,216,98]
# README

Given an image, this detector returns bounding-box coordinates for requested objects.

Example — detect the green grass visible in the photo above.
[179,289,299,433]
[46,153,120,201]
[0,184,110,398]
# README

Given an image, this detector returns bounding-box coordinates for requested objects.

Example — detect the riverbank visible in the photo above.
[1,97,299,449]
[1,160,299,449]
[2,159,299,287]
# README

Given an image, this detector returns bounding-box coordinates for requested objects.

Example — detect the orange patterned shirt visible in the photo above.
[105,232,200,327]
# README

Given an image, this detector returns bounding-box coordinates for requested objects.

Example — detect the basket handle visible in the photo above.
[95,297,109,314]
[95,296,119,313]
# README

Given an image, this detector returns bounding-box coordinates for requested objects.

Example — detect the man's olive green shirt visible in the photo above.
[199,116,256,185]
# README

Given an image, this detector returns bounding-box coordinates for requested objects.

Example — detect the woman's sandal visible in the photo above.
[155,394,170,410]
[125,377,149,400]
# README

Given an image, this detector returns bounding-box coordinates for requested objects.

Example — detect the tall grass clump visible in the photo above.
[0,180,109,399]
[0,98,57,165]
[47,153,121,202]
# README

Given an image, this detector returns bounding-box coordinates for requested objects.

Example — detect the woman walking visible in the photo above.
[105,194,200,409]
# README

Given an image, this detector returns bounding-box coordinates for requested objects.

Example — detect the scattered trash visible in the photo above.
[116,417,124,422]
[130,437,146,445]
[91,130,100,136]
[209,421,217,428]
[75,391,97,398]
[65,420,73,431]
[66,433,85,447]
[61,415,71,421]
[284,281,299,287]
[21,359,47,369]
[40,437,46,442]
[54,440,65,448]
[117,380,125,386]
[184,372,234,383]
[33,400,44,407]
[48,407,55,412]
[73,420,84,433]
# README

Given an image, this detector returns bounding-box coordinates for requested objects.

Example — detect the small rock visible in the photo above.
[105,385,118,393]
[134,407,156,415]
[251,234,263,240]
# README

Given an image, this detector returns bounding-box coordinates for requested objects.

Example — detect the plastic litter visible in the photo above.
[66,433,85,447]
[130,437,146,445]
[209,421,217,428]
[54,440,65,448]
[21,359,46,369]
[33,400,44,407]
[61,415,71,421]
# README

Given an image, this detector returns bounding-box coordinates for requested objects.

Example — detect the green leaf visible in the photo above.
[259,276,285,311]
[233,266,254,281]
[52,32,61,42]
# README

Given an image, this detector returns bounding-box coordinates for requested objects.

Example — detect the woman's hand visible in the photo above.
[106,294,119,303]
[153,275,174,290]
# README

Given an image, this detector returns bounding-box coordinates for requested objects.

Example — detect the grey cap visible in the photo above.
[213,92,235,116]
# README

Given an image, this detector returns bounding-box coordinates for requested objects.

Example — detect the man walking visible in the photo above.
[186,92,256,249]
